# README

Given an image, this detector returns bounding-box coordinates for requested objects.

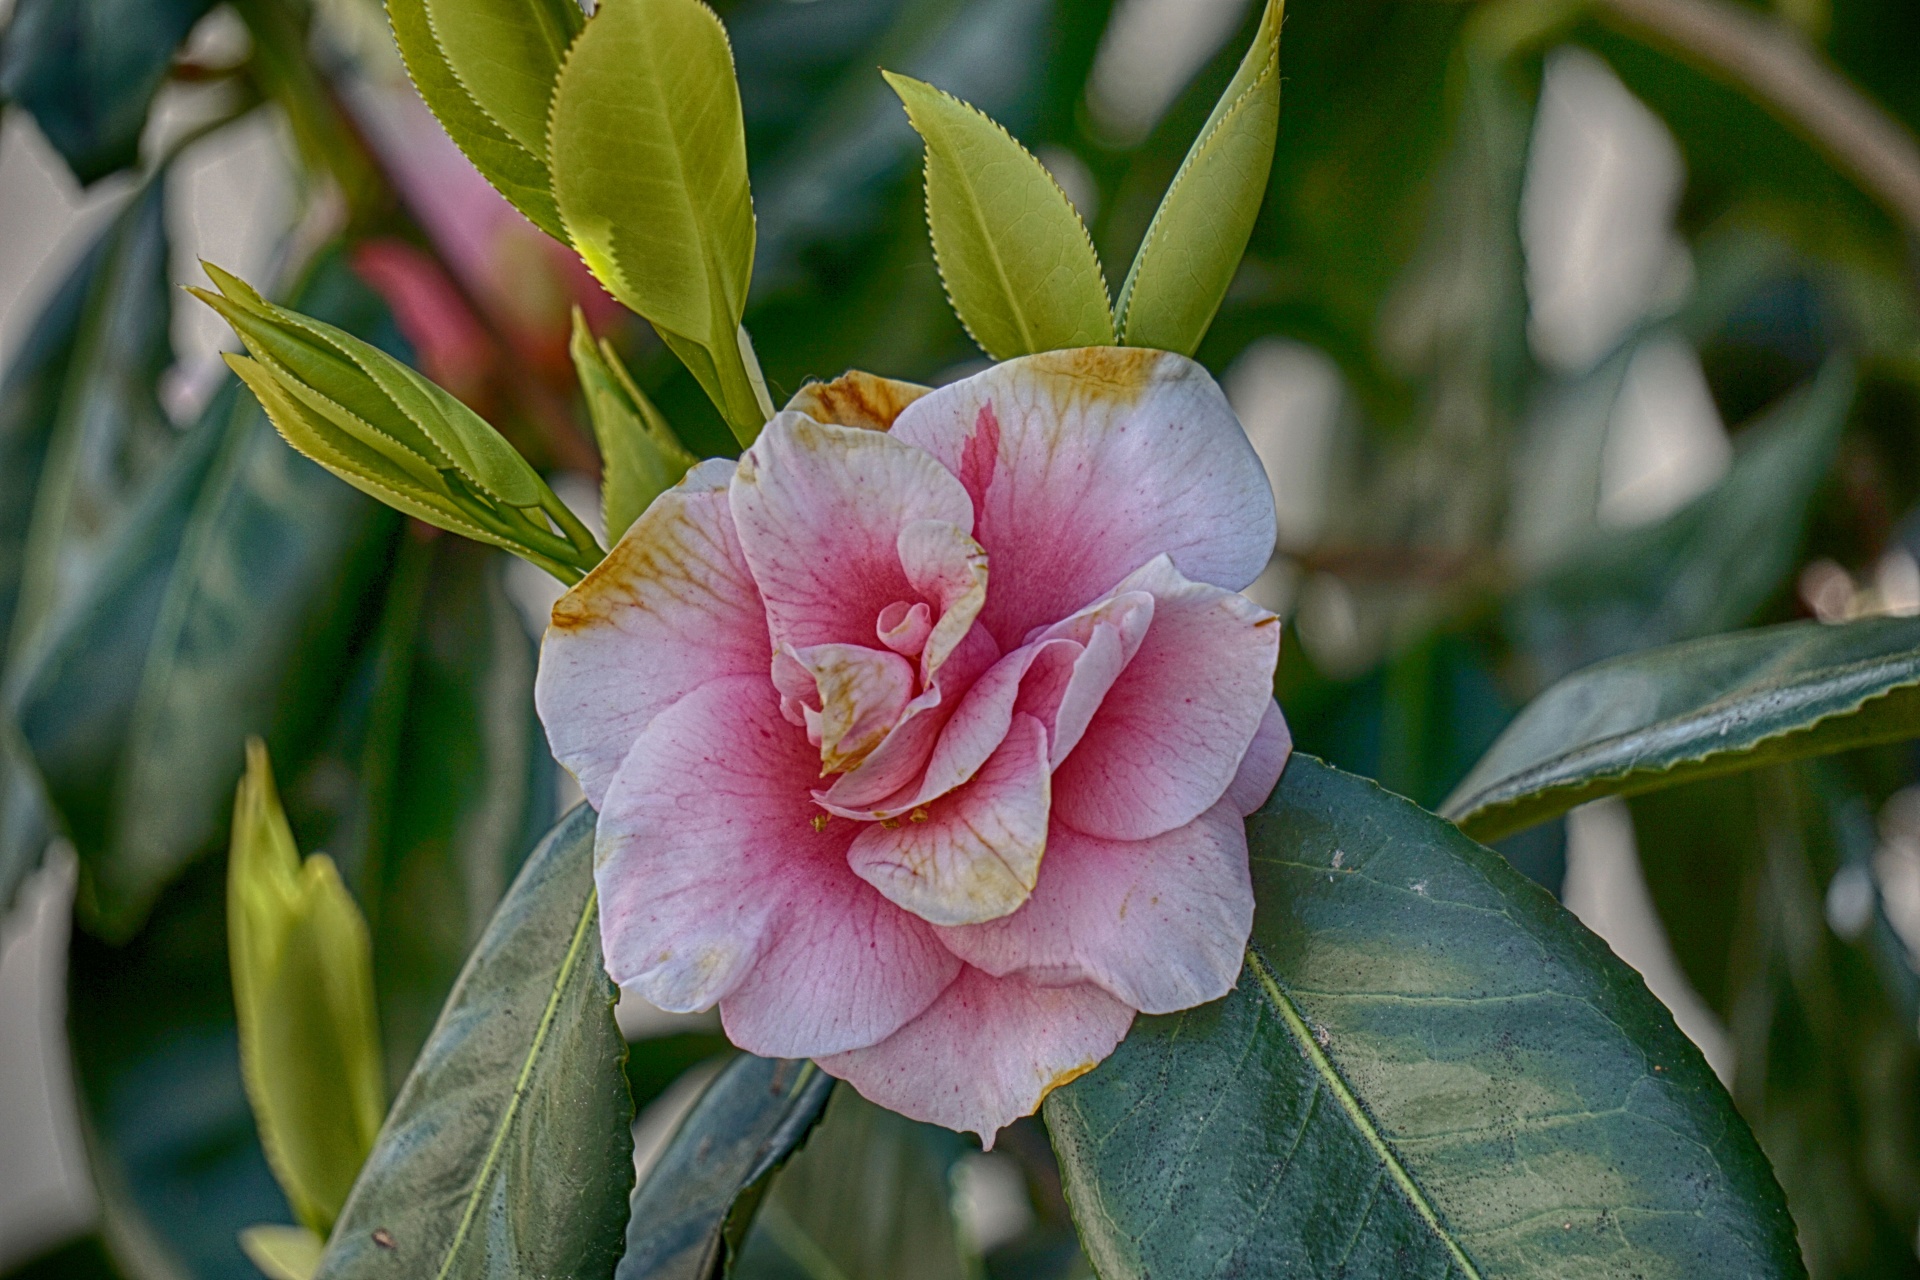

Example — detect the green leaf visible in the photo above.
[17,381,395,938]
[1444,616,1920,842]
[241,1225,326,1280]
[549,0,771,443]
[1629,764,1920,1278]
[228,741,385,1236]
[198,267,603,580]
[1115,0,1281,355]
[733,1087,976,1280]
[339,536,557,1085]
[615,1054,834,1280]
[885,71,1113,361]
[0,0,217,182]
[569,311,696,542]
[421,0,582,158]
[5,175,177,684]
[388,0,566,240]
[1510,358,1855,683]
[313,804,633,1279]
[1046,755,1804,1278]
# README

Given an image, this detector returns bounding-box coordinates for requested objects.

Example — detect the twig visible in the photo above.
[1588,0,1920,239]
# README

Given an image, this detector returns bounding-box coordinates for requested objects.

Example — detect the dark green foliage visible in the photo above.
[315,805,633,1280]
[0,0,219,182]
[1048,756,1802,1278]
[617,1054,834,1280]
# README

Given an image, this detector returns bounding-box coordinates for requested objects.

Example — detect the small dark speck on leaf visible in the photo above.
[373,1228,397,1249]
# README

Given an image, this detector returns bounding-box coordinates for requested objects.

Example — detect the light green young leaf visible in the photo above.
[1116,0,1282,354]
[229,739,386,1237]
[242,1224,326,1280]
[423,0,582,157]
[549,0,771,443]
[389,0,566,239]
[200,267,605,581]
[569,310,696,542]
[885,71,1113,360]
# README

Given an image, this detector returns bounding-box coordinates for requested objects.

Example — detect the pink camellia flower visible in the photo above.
[536,347,1290,1142]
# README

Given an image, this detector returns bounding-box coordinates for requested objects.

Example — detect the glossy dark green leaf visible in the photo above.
[733,1087,974,1280]
[1047,755,1803,1278]
[616,1054,834,1280]
[0,0,217,182]
[1445,616,1920,842]
[1510,358,1855,683]
[1632,763,1920,1279]
[314,804,633,1280]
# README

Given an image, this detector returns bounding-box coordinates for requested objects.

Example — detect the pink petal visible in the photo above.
[847,715,1052,926]
[1226,698,1292,816]
[784,643,916,774]
[537,461,767,809]
[890,348,1276,649]
[1051,557,1280,841]
[730,413,973,653]
[816,625,1000,813]
[596,675,956,1054]
[939,800,1253,1014]
[819,967,1135,1146]
[896,519,988,678]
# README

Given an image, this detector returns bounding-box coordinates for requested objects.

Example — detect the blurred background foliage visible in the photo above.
[1,0,1919,1275]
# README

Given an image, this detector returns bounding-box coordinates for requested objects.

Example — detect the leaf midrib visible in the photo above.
[1244,947,1484,1280]
[1449,659,1920,826]
[433,887,600,1279]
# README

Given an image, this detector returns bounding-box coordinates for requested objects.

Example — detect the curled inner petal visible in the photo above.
[783,643,916,774]
[897,519,989,680]
[876,601,933,657]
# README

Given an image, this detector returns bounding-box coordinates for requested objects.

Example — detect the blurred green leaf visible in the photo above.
[1512,357,1856,682]
[4,176,176,685]
[312,804,632,1279]
[1115,0,1280,355]
[570,310,696,542]
[733,1087,975,1280]
[421,0,581,158]
[17,379,395,939]
[239,1225,324,1280]
[1633,763,1920,1279]
[886,71,1112,360]
[388,0,566,240]
[1047,755,1803,1277]
[0,0,217,182]
[615,1054,834,1280]
[549,0,771,443]
[228,740,384,1237]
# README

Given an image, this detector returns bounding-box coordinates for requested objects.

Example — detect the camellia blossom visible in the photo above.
[536,347,1291,1142]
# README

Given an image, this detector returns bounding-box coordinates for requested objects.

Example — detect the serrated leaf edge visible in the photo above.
[1115,16,1280,340]
[889,73,1112,361]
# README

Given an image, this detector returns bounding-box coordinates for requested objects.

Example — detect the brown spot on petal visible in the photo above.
[784,370,932,432]
[1023,347,1162,408]
[1037,1060,1099,1106]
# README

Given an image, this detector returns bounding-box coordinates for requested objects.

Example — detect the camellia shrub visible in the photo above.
[7,0,1920,1276]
